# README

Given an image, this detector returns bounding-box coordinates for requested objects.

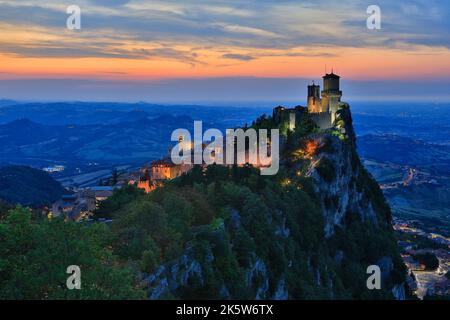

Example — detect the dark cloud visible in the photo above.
[0,0,448,58]
[1,40,202,65]
[88,0,130,6]
[222,53,255,61]
[138,48,203,66]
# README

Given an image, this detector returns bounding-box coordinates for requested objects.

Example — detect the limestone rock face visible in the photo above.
[306,107,382,236]
[145,252,206,299]
[143,105,404,300]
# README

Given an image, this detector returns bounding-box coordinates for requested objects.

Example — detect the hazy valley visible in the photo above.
[352,103,450,237]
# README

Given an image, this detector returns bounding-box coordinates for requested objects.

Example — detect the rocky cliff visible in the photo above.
[305,106,389,236]
[101,105,407,299]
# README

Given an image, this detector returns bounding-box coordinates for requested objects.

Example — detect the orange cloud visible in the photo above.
[1,44,449,81]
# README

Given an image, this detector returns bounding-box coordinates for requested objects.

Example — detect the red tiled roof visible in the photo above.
[152,159,176,167]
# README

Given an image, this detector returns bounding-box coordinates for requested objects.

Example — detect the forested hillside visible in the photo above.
[0,106,407,299]
[0,166,66,206]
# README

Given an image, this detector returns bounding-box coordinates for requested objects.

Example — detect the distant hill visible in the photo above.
[0,102,271,169]
[358,134,450,169]
[0,165,66,206]
[0,112,258,168]
[358,133,450,236]
[0,99,17,107]
[0,116,196,166]
[0,101,269,126]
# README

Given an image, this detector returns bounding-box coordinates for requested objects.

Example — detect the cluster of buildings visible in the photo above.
[49,186,114,221]
[48,157,190,220]
[48,157,192,221]
[128,157,193,194]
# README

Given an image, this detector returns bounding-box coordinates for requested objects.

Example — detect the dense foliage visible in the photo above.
[90,109,404,299]
[0,206,145,299]
[0,165,66,206]
[90,158,404,299]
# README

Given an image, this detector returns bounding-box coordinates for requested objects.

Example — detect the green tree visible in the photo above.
[0,206,145,299]
[95,184,145,219]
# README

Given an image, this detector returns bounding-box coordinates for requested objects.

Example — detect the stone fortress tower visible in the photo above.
[307,82,323,113]
[306,71,344,126]
[273,71,347,131]
[321,72,342,123]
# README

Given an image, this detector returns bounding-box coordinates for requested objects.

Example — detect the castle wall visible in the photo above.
[327,94,341,114]
[152,165,180,180]
[308,97,324,113]
[307,84,323,113]
[138,180,154,193]
[320,95,329,113]
[310,112,333,130]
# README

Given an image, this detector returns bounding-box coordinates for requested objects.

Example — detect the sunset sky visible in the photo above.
[0,0,449,102]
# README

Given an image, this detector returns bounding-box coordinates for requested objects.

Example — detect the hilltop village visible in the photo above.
[49,72,348,220]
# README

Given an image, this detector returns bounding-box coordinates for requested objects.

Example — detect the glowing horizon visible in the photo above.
[0,0,449,101]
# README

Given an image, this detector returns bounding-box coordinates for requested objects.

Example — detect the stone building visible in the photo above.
[275,72,347,130]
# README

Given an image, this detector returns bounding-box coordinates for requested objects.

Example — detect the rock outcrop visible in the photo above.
[125,104,406,300]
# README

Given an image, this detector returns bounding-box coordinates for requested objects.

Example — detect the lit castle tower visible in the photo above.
[307,82,323,113]
[306,71,344,127]
[321,72,342,122]
[273,71,346,131]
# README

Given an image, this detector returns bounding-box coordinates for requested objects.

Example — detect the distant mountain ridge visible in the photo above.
[358,134,450,167]
[0,101,268,126]
[0,102,269,168]
[0,115,197,165]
